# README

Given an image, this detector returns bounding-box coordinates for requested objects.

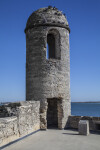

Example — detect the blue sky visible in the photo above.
[0,0,100,102]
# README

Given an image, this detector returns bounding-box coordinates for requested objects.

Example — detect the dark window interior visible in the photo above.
[47,34,56,59]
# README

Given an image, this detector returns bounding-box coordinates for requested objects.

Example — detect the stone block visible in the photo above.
[78,120,89,135]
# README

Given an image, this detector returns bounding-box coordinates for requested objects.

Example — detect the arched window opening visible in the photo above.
[46,29,61,60]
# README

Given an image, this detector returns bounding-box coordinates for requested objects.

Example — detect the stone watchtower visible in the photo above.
[25,6,71,129]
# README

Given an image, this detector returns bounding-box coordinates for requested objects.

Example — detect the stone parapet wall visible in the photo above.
[68,116,100,131]
[0,117,19,147]
[0,101,40,147]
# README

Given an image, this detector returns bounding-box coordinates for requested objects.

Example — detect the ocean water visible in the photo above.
[71,102,100,117]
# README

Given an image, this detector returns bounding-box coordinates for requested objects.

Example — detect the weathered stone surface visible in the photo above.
[25,6,70,33]
[78,120,89,135]
[68,116,100,131]
[0,102,21,117]
[0,101,40,147]
[17,101,40,136]
[25,7,71,129]
[0,117,19,146]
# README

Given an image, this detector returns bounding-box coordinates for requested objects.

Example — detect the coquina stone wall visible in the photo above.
[25,7,71,129]
[68,116,100,131]
[0,101,40,147]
